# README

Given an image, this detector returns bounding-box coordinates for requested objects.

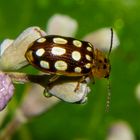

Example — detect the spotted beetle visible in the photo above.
[25,29,113,91]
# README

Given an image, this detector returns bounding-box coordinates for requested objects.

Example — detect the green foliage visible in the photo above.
[0,0,140,139]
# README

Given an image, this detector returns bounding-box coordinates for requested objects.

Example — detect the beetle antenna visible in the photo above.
[106,78,111,112]
[107,28,113,59]
[106,28,113,112]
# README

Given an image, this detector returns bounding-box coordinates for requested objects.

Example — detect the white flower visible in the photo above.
[106,121,135,140]
[0,72,14,111]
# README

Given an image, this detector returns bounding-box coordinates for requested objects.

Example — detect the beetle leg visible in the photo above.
[46,75,60,90]
[48,75,60,83]
[74,76,87,92]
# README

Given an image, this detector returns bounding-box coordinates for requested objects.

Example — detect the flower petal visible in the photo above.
[0,27,46,70]
[47,77,90,103]
[83,28,120,51]
[0,39,14,56]
[20,85,59,117]
[46,14,78,37]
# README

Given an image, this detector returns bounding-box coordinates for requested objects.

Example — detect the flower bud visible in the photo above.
[0,72,14,111]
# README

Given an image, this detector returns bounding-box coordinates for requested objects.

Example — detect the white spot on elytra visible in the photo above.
[85,54,91,61]
[36,48,45,57]
[53,37,67,44]
[55,60,67,71]
[85,63,91,69]
[37,37,46,43]
[74,67,82,73]
[51,47,66,56]
[72,51,81,61]
[87,46,92,52]
[40,60,50,69]
[88,42,93,47]
[73,40,82,47]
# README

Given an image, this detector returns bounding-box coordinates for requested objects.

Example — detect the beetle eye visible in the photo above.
[99,60,102,63]
[103,64,107,69]
[104,58,108,63]
[104,73,109,78]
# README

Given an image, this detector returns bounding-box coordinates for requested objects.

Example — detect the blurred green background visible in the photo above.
[0,0,140,140]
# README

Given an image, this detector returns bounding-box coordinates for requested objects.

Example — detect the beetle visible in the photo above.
[25,29,113,91]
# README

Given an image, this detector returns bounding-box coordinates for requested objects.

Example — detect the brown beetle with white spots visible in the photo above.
[25,29,113,91]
